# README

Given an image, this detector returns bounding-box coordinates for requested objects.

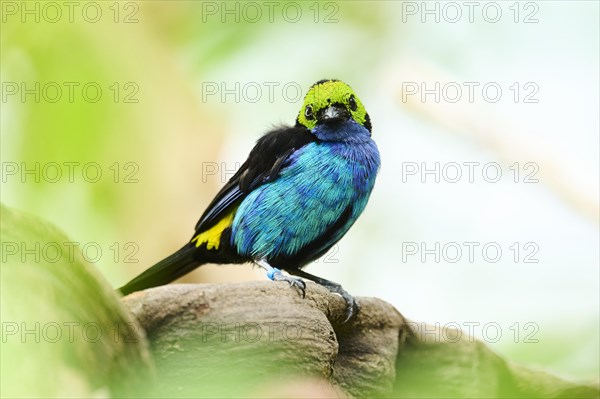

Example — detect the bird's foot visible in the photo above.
[256,260,306,298]
[327,285,359,324]
[286,269,359,323]
[267,268,306,298]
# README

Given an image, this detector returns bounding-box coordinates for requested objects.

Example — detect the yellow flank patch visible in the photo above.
[191,209,236,250]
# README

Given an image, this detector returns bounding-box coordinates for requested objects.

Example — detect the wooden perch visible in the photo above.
[122,282,403,397]
[122,282,599,398]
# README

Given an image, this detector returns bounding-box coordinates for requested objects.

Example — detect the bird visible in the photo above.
[118,79,380,321]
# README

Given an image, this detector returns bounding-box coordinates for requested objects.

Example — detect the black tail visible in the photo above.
[118,244,202,296]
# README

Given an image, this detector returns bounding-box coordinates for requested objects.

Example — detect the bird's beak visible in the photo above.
[317,104,350,124]
[322,106,341,120]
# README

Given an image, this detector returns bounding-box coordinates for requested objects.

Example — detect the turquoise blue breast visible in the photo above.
[231,134,380,263]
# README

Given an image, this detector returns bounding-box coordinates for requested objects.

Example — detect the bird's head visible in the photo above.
[296,79,372,139]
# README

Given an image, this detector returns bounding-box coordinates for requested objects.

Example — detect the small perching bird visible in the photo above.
[118,79,380,321]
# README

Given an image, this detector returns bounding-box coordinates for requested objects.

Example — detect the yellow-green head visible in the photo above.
[296,79,372,133]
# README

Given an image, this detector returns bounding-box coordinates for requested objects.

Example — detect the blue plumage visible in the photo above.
[118,79,378,321]
[232,120,380,264]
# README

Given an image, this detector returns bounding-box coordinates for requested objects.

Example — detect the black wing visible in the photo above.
[194,126,317,233]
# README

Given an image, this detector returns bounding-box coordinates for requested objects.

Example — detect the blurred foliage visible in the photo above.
[0,204,152,397]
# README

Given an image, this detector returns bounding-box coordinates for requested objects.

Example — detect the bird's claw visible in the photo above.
[268,268,306,298]
[324,284,359,323]
[341,292,359,323]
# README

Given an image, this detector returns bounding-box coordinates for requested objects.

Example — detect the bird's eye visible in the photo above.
[348,95,357,111]
[305,105,314,120]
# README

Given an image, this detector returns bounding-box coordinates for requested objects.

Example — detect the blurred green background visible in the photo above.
[1,0,598,386]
